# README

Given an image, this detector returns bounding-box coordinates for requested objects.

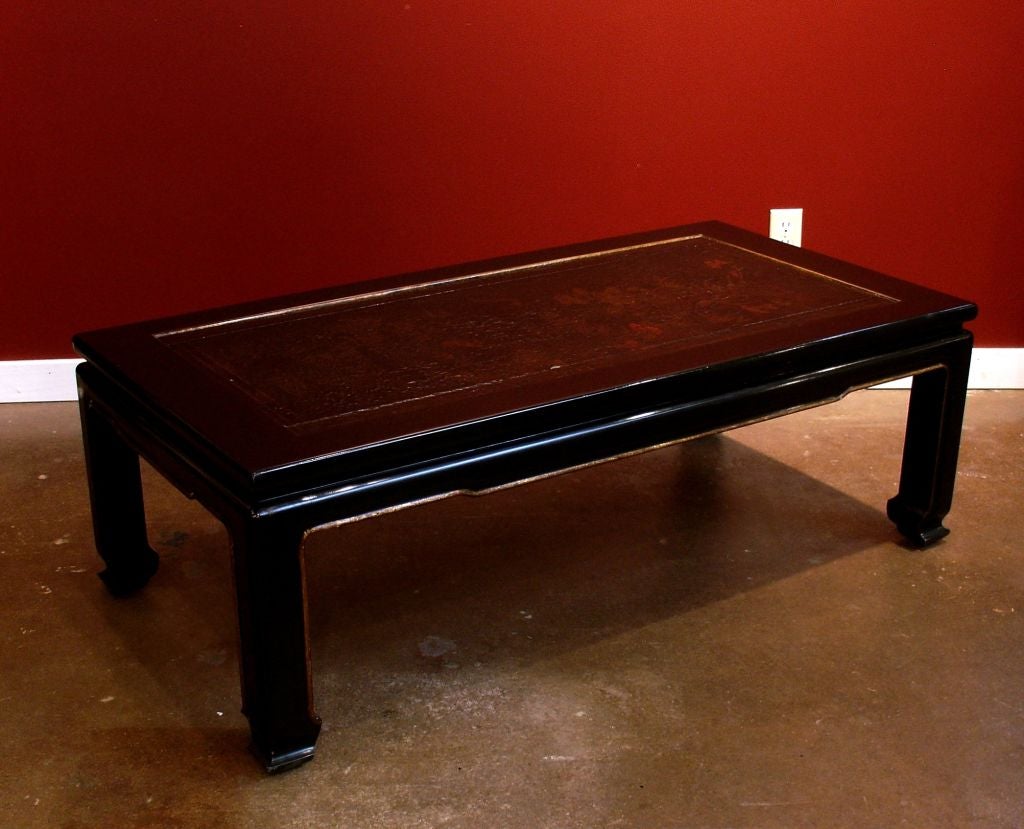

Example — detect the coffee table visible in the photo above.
[73,221,976,772]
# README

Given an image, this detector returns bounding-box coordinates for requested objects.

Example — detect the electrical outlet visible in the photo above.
[769,208,803,246]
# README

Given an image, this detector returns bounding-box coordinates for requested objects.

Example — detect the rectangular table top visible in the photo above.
[74,221,975,495]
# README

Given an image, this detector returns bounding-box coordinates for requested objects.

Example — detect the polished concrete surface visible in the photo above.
[1,391,1021,828]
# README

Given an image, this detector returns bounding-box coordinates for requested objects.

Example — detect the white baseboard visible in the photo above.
[0,349,1021,403]
[0,359,83,402]
[870,347,1023,390]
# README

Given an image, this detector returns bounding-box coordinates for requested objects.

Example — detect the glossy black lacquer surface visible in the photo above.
[74,221,975,772]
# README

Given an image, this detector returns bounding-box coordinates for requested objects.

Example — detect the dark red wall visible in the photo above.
[2,1,1021,358]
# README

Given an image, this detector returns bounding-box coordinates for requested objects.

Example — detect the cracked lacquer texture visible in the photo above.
[161,237,890,431]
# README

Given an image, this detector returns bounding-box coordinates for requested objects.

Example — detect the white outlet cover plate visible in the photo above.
[770,208,803,246]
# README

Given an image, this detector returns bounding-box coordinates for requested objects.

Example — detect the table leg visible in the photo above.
[228,514,322,772]
[886,335,972,546]
[77,373,160,595]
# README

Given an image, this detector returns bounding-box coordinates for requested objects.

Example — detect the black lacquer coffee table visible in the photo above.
[73,221,976,772]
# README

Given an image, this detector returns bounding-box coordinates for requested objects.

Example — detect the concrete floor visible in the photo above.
[1,390,1021,828]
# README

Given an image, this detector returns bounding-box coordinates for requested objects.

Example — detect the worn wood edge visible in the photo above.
[0,349,1021,403]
